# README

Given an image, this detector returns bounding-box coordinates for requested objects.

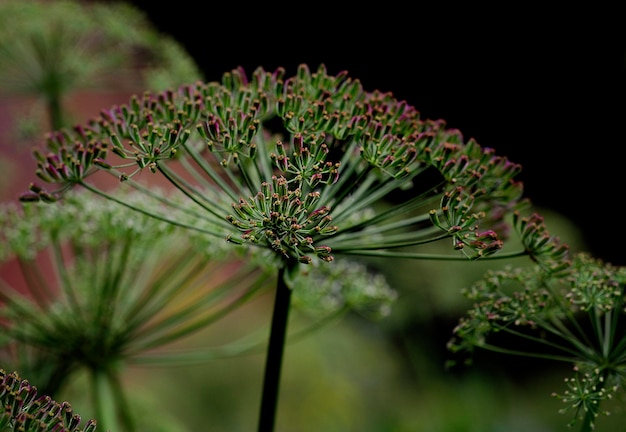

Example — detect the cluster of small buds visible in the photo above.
[226,175,337,263]
[21,64,535,266]
[2,188,180,260]
[0,201,46,260]
[0,369,97,431]
[271,134,340,187]
[21,128,109,202]
[358,132,417,179]
[289,258,397,318]
[551,366,616,429]
[429,186,504,259]
[564,253,626,313]
[449,252,626,429]
[447,265,548,354]
[513,211,571,274]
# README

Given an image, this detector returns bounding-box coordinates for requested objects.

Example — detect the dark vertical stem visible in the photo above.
[257,265,293,432]
[580,410,595,432]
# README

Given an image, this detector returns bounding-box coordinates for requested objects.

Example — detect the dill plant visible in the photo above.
[20,63,569,431]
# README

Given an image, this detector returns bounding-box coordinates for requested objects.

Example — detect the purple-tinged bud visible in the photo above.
[129,123,142,144]
[475,229,498,241]
[315,245,334,262]
[293,133,304,154]
[303,191,320,208]
[19,192,40,202]
[307,206,330,222]
[225,234,244,245]
[84,419,98,432]
[39,191,57,203]
[299,255,313,264]
[93,158,111,169]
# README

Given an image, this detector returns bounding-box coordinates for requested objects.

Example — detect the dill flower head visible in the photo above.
[448,252,626,429]
[22,63,552,267]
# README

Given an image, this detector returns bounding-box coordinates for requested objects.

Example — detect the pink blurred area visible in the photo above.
[0,90,138,299]
[0,90,139,203]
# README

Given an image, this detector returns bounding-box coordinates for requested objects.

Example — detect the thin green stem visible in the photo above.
[602,310,611,358]
[46,91,64,131]
[258,264,293,432]
[90,369,117,432]
[77,181,225,236]
[49,234,84,322]
[108,367,136,432]
[16,257,52,309]
[330,248,532,260]
[131,267,270,352]
[180,140,240,202]
[580,413,594,432]
[328,230,450,251]
[157,163,230,223]
[476,342,577,363]
[88,367,137,432]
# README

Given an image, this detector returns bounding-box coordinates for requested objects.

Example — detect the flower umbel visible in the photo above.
[448,253,626,431]
[226,175,338,263]
[23,64,532,265]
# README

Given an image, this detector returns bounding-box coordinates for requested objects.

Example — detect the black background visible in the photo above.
[127,2,625,265]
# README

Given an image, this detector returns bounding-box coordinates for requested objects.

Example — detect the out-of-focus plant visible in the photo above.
[21,63,569,431]
[0,0,203,134]
[1,188,395,431]
[0,188,265,431]
[448,250,626,432]
[1,369,98,431]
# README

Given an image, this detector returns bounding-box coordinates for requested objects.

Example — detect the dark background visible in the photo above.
[127,2,625,265]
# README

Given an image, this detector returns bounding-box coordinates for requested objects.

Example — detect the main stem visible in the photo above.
[257,264,293,432]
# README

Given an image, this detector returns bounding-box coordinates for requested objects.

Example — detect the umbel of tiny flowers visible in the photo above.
[21,63,562,431]
[1,188,395,431]
[448,251,626,432]
[1,369,98,432]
